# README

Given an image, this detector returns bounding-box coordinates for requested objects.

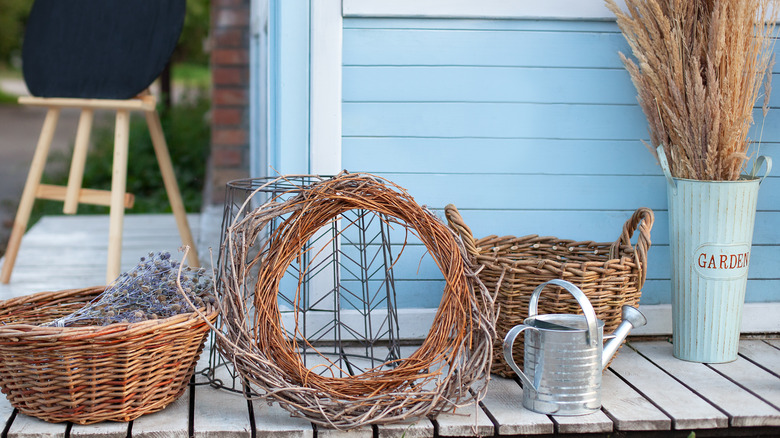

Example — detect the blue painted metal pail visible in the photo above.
[658,147,772,363]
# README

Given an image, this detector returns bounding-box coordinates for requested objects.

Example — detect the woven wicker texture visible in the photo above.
[446,205,654,377]
[0,286,217,424]
[215,173,496,429]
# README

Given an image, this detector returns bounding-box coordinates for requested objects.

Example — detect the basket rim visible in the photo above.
[0,286,218,339]
[473,236,639,265]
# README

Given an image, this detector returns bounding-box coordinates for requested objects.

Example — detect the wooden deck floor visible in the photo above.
[0,214,779,437]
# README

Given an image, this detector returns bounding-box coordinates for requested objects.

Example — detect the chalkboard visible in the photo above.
[22,0,185,99]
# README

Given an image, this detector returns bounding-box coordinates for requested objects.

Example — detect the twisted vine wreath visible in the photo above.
[214,172,496,429]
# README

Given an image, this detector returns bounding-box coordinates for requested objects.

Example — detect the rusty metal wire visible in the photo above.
[213,172,496,429]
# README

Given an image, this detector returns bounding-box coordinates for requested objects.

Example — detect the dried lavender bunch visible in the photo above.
[44,251,214,327]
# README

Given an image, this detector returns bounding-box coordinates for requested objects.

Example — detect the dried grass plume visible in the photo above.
[606,0,778,180]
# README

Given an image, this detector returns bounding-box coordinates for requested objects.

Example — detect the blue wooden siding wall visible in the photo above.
[340,18,780,308]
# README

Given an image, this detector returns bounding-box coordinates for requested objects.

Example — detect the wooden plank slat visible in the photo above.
[552,410,613,434]
[0,394,15,432]
[343,66,637,105]
[708,352,780,411]
[433,400,494,437]
[29,214,201,234]
[69,422,129,438]
[376,418,434,438]
[36,184,135,208]
[478,376,553,436]
[374,346,435,438]
[608,345,728,430]
[5,413,67,438]
[600,369,671,431]
[342,28,632,69]
[343,138,666,176]
[130,391,190,438]
[18,95,156,111]
[251,402,314,438]
[343,101,649,140]
[634,341,780,427]
[193,367,252,438]
[739,340,780,377]
[316,426,373,438]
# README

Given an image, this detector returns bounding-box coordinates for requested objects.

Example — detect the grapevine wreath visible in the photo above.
[213,172,497,429]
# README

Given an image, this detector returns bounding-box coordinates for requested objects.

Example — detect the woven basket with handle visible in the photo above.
[0,286,217,424]
[445,205,654,377]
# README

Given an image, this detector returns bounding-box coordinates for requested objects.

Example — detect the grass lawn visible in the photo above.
[172,63,210,88]
[0,66,21,104]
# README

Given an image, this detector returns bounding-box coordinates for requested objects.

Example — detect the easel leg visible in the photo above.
[144,110,200,267]
[63,108,94,214]
[106,109,130,284]
[1,108,61,284]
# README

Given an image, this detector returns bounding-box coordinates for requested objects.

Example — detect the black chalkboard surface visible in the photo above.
[22,0,185,99]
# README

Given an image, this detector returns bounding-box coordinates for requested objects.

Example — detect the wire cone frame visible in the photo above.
[215,172,496,429]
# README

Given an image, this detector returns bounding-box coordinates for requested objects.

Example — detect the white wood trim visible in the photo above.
[342,0,627,20]
[632,303,780,336]
[309,0,342,175]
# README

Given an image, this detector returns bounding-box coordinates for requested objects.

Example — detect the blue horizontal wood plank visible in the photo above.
[343,28,630,68]
[344,102,780,141]
[343,18,623,33]
[371,173,779,211]
[334,257,776,307]
[343,139,779,177]
[343,20,780,74]
[333,257,777,307]
[337,239,777,281]
[343,66,637,105]
[340,279,446,308]
[343,102,648,139]
[343,138,659,175]
[380,173,668,209]
[641,279,779,304]
[432,209,780,247]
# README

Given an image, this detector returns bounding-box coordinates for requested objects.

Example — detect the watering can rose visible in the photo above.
[693,244,751,280]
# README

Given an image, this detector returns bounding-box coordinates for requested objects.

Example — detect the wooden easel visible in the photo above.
[0,93,199,284]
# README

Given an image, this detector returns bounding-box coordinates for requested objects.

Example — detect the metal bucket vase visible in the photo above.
[658,146,772,363]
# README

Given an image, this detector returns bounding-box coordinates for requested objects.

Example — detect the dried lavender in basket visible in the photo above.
[43,251,215,327]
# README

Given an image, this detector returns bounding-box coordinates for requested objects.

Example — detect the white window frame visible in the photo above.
[342,0,626,20]
[310,0,342,175]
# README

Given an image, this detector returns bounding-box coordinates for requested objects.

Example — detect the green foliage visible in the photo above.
[172,62,211,88]
[0,87,17,105]
[174,0,210,66]
[34,94,211,221]
[0,0,28,67]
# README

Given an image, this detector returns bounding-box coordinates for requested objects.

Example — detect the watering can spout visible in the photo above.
[601,305,647,369]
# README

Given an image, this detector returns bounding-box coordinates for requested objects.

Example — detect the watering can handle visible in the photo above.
[656,145,676,193]
[503,324,539,392]
[528,279,599,348]
[751,156,772,185]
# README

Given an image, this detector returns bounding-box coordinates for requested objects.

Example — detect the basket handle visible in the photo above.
[609,207,654,290]
[444,204,479,257]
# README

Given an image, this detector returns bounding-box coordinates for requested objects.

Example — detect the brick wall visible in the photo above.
[208,0,251,206]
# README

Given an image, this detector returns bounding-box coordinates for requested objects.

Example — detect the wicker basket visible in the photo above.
[0,286,217,424]
[445,205,654,377]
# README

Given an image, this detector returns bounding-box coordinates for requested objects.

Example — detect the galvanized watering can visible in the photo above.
[503,279,647,416]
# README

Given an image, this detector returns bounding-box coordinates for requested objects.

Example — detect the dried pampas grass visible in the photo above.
[606,0,778,180]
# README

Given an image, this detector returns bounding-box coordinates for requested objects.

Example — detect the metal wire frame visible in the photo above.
[200,176,402,393]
